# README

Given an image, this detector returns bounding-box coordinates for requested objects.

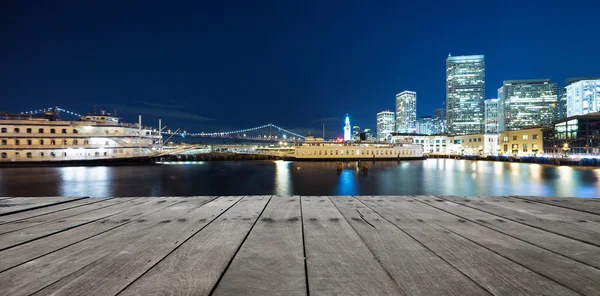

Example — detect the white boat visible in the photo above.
[0,109,161,166]
[293,136,424,160]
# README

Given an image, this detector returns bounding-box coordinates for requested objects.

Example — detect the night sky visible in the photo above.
[2,1,599,138]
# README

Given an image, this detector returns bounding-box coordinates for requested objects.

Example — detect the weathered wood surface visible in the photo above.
[213,196,306,296]
[329,196,488,296]
[512,195,600,216]
[120,196,270,296]
[358,196,578,296]
[301,196,402,295]
[0,197,113,225]
[0,195,598,296]
[403,196,600,295]
[0,196,86,216]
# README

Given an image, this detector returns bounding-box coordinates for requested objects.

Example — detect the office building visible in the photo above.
[416,116,433,134]
[565,77,600,117]
[484,98,499,133]
[498,79,557,131]
[376,111,395,142]
[500,127,545,156]
[395,91,417,133]
[543,112,600,156]
[446,54,485,135]
[558,86,567,120]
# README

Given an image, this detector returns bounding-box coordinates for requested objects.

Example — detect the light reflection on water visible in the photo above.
[0,159,597,198]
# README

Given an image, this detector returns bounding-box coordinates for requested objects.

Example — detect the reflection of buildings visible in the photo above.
[446,54,485,135]
[274,161,291,196]
[396,91,417,133]
[543,112,600,156]
[376,110,395,142]
[565,77,600,117]
[498,79,557,131]
[499,127,544,156]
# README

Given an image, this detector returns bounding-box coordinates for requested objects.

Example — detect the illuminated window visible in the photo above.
[523,135,528,140]
[523,144,528,152]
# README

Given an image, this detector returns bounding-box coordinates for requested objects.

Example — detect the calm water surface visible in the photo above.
[0,159,598,197]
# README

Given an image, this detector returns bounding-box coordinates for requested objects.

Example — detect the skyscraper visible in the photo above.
[433,108,446,121]
[484,98,499,133]
[446,54,485,135]
[557,86,567,120]
[376,111,395,142]
[343,115,351,141]
[395,91,417,133]
[565,77,600,117]
[416,116,433,134]
[497,79,557,131]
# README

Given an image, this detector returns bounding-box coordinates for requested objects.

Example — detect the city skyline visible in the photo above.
[2,1,600,137]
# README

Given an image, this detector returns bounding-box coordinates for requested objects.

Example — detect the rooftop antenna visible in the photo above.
[448,52,451,57]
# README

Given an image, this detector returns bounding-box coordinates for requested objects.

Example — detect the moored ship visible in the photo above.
[0,109,161,166]
[294,136,424,160]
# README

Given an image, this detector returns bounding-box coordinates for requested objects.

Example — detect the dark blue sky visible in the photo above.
[2,1,599,137]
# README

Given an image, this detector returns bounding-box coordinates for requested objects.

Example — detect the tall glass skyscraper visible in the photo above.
[484,98,499,133]
[565,77,600,117]
[395,91,417,133]
[497,79,557,131]
[376,111,395,142]
[446,55,485,135]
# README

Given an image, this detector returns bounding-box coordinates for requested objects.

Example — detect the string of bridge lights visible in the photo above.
[21,107,306,139]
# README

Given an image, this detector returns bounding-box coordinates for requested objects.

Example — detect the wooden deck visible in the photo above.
[1,195,599,295]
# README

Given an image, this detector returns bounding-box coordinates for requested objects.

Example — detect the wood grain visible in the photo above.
[0,197,108,225]
[213,196,306,296]
[0,197,211,296]
[357,196,578,296]
[402,196,600,295]
[119,196,270,296]
[330,196,489,296]
[512,196,600,215]
[301,196,402,296]
[0,196,87,216]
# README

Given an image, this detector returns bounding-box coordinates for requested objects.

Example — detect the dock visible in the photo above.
[1,195,599,295]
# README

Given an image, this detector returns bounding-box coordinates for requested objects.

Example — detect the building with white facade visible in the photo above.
[565,77,600,117]
[484,98,499,133]
[395,91,417,133]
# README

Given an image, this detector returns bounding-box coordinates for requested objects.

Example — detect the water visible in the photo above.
[0,159,598,198]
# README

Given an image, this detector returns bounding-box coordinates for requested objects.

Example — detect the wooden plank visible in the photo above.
[438,196,600,247]
[0,197,176,272]
[512,195,600,216]
[329,196,489,296]
[213,196,306,296]
[479,196,600,231]
[0,196,87,216]
[300,196,402,295]
[0,197,135,235]
[118,196,271,296]
[0,197,143,251]
[0,197,117,225]
[357,196,578,296]
[422,196,600,269]
[401,196,600,295]
[0,196,215,296]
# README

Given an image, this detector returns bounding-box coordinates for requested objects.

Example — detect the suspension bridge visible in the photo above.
[19,107,306,142]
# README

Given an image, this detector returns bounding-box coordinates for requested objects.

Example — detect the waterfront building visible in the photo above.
[484,98,499,133]
[411,134,449,154]
[543,112,600,156]
[498,79,557,131]
[450,133,499,155]
[446,54,485,135]
[499,127,545,156]
[395,91,417,133]
[376,111,395,142]
[416,116,433,134]
[565,77,600,117]
[343,115,351,142]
